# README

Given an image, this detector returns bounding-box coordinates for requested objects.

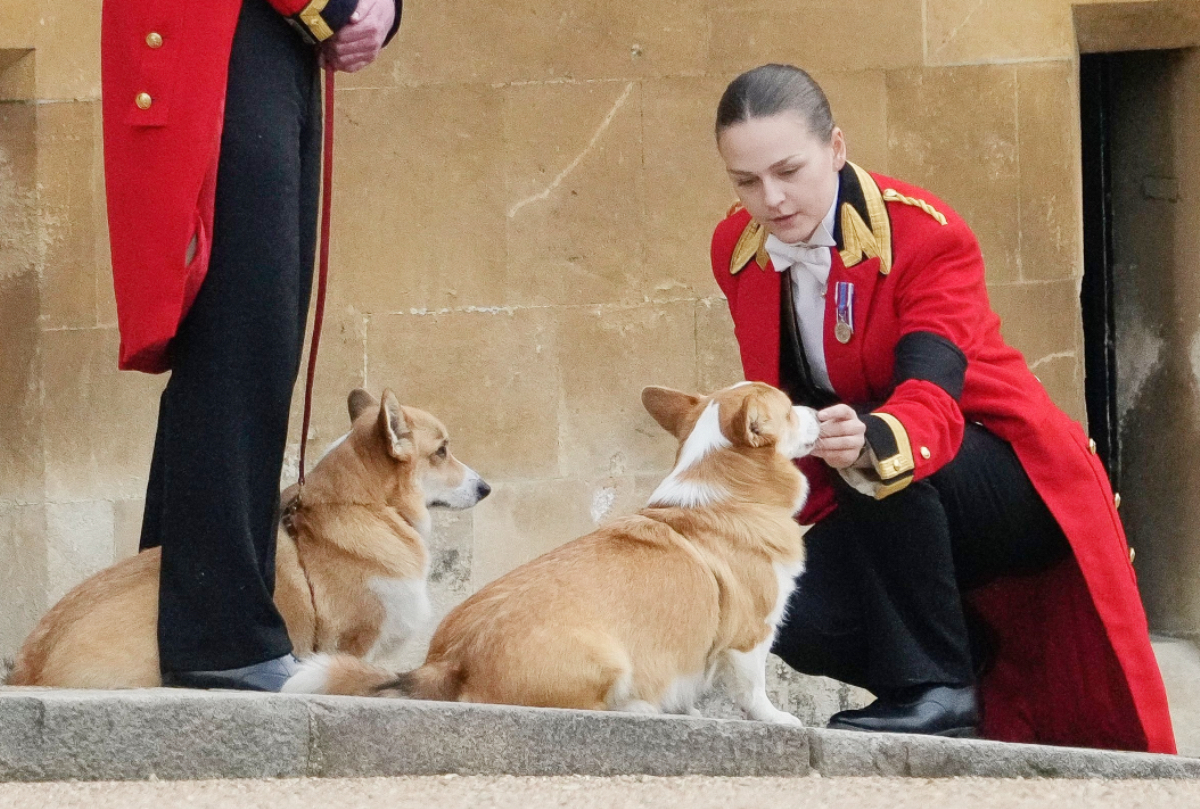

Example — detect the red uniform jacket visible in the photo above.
[101,0,381,373]
[711,164,1176,754]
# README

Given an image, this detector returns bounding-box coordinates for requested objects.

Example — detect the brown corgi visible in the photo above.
[287,381,818,725]
[8,388,490,688]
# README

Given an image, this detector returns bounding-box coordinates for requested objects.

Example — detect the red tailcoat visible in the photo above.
[711,165,1176,754]
[101,0,350,373]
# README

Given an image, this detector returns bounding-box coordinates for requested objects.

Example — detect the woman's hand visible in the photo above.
[321,0,394,73]
[813,404,866,470]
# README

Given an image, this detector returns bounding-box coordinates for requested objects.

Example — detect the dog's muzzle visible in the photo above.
[789,406,821,459]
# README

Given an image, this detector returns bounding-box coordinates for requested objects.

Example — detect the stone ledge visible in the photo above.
[1,688,1197,783]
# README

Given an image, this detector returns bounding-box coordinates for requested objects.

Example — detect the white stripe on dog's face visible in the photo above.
[648,399,731,508]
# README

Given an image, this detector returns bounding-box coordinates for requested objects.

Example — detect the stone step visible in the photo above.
[1,689,1197,783]
[1153,637,1200,757]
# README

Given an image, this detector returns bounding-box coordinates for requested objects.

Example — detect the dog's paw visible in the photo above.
[750,706,803,726]
[616,699,662,715]
[771,711,804,727]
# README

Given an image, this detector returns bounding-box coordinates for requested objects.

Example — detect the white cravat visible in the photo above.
[765,198,839,393]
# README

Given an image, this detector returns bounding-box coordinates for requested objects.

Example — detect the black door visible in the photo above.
[1079,53,1120,493]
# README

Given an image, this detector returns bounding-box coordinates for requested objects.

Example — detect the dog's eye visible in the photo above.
[435,445,448,459]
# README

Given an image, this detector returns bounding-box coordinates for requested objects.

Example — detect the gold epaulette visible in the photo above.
[882,188,948,226]
[839,163,893,276]
[729,219,769,275]
[724,200,768,276]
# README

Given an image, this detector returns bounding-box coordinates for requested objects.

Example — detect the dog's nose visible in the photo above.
[476,480,492,500]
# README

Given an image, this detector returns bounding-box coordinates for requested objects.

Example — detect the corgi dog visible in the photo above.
[287,381,819,725]
[8,388,490,688]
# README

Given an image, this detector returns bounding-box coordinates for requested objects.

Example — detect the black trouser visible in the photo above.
[772,423,1070,697]
[139,0,321,673]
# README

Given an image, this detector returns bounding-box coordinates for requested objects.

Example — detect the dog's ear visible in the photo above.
[348,388,378,422]
[379,389,415,461]
[641,386,701,438]
[739,391,780,448]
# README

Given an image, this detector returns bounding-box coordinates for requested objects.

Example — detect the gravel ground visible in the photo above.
[2,775,1200,809]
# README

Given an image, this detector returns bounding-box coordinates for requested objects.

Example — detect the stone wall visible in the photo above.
[1,0,1194,684]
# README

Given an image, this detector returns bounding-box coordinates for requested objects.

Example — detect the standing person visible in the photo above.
[710,63,1175,752]
[102,0,400,690]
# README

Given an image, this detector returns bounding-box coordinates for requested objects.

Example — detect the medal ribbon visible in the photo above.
[836,281,855,337]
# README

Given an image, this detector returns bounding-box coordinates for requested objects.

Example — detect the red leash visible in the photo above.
[297,66,335,489]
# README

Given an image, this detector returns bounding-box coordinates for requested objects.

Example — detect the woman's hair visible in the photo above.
[715,64,835,142]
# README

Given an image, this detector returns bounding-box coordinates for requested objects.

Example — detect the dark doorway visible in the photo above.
[1079,53,1120,492]
[1078,47,1200,638]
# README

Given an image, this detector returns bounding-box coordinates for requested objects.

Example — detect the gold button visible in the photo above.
[1088,439,1097,454]
[920,446,931,460]
[135,92,152,110]
[146,32,163,48]
[1129,547,1136,564]
[1114,492,1121,510]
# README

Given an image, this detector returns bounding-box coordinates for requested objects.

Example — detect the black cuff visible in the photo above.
[863,414,900,464]
[321,0,359,33]
[862,413,915,481]
[893,331,967,401]
[288,0,358,44]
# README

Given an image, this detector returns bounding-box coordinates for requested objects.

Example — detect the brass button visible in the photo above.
[920,446,931,460]
[1114,492,1121,510]
[135,92,153,110]
[1129,547,1136,564]
[146,32,163,48]
[1088,438,1097,454]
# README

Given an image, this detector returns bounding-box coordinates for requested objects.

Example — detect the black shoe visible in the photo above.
[826,684,979,737]
[163,653,301,692]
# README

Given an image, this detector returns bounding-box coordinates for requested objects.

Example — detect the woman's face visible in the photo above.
[717,112,846,244]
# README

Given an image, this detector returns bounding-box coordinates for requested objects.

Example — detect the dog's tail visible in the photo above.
[283,653,464,701]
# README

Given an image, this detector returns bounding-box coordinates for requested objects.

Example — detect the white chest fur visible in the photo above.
[769,557,805,630]
[366,577,432,663]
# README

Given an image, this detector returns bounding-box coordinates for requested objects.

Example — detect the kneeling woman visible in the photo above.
[710,63,1174,752]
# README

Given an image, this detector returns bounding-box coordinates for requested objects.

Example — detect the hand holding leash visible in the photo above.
[321,0,394,73]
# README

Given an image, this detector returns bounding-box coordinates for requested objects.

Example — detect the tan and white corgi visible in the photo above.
[288,381,818,725]
[8,388,490,688]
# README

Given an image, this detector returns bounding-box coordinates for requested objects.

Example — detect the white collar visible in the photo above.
[765,196,839,273]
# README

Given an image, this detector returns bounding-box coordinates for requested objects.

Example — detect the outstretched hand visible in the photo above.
[321,0,394,73]
[813,404,866,470]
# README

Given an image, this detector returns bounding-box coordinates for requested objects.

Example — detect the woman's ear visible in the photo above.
[831,126,847,172]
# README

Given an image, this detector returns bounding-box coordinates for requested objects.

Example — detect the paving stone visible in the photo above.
[0,690,310,782]
[307,697,812,778]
